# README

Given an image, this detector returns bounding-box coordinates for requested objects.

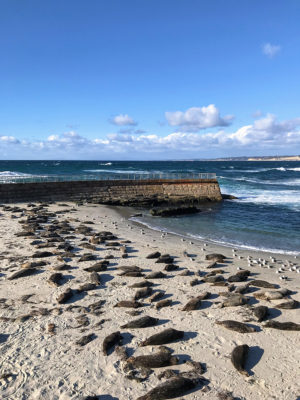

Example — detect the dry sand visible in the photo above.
[0,202,299,400]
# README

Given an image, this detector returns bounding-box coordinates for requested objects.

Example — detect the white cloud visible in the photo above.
[1,114,300,158]
[262,43,281,58]
[110,114,137,126]
[0,135,20,144]
[165,105,233,132]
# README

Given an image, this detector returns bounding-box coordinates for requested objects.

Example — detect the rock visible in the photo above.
[222,194,238,200]
[150,206,200,217]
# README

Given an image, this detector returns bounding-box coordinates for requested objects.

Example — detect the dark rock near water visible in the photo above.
[150,206,200,217]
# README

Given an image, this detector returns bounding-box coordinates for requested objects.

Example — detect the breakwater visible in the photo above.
[0,177,222,205]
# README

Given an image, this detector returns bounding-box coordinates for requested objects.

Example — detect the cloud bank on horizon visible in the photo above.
[1,108,300,159]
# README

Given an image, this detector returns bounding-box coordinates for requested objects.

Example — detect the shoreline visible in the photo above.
[0,201,299,399]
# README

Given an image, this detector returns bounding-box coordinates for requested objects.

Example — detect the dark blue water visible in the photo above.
[0,160,299,254]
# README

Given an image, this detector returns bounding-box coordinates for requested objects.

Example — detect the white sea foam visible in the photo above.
[83,169,150,174]
[0,171,34,177]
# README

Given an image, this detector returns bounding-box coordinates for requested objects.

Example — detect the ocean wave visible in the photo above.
[83,169,151,174]
[219,176,300,187]
[0,171,34,177]
[130,217,300,256]
[99,162,112,166]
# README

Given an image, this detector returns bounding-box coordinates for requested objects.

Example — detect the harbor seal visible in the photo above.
[102,331,122,355]
[231,344,249,376]
[121,316,158,329]
[216,320,256,333]
[139,328,184,346]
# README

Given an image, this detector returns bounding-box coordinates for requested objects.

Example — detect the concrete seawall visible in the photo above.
[0,178,222,205]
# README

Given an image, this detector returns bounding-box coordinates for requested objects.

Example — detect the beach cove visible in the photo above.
[0,201,299,400]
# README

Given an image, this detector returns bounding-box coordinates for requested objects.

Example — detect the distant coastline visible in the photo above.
[204,155,300,161]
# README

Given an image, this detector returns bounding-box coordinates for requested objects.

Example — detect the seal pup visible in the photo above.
[126,346,178,369]
[121,316,158,329]
[139,328,184,346]
[7,268,37,280]
[216,320,257,333]
[102,331,122,355]
[231,344,249,376]
[263,321,300,331]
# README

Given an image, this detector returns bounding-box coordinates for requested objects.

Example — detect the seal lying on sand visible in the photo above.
[216,320,256,333]
[263,321,300,331]
[126,346,178,368]
[102,331,122,355]
[121,316,158,329]
[231,344,249,376]
[139,328,184,346]
[136,371,205,400]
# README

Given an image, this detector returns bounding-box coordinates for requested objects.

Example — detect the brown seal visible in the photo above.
[102,331,122,355]
[216,320,256,333]
[253,305,268,322]
[263,321,300,331]
[139,328,184,346]
[121,316,158,329]
[114,300,143,308]
[231,344,249,376]
[126,346,178,368]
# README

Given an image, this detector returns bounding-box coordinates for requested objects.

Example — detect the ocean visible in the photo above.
[0,160,299,255]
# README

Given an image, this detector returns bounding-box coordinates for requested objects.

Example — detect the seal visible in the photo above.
[181,297,202,311]
[76,333,95,346]
[77,283,97,293]
[231,344,249,376]
[139,328,184,346]
[130,281,154,288]
[121,316,158,329]
[149,291,165,303]
[102,331,122,355]
[145,271,167,279]
[155,299,172,309]
[114,300,143,308]
[126,346,178,368]
[7,268,37,280]
[136,373,201,400]
[90,271,101,285]
[253,305,268,322]
[248,280,277,289]
[134,287,153,300]
[57,288,73,304]
[216,320,256,333]
[263,321,300,331]
[47,273,64,287]
[275,299,299,309]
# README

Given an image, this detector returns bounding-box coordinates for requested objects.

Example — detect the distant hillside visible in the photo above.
[206,155,300,161]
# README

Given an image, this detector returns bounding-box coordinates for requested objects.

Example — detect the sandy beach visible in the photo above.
[0,201,299,400]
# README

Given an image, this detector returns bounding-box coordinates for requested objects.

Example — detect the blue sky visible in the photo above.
[0,0,300,159]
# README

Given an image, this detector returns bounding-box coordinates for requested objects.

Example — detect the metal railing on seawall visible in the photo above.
[0,172,217,184]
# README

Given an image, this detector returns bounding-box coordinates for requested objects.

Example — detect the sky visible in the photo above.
[0,0,300,160]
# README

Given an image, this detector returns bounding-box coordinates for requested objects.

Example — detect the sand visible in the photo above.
[0,202,299,400]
